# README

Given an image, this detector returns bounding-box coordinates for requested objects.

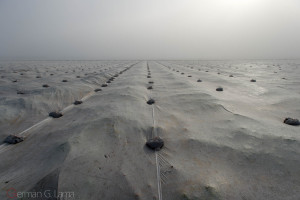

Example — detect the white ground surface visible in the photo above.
[0,60,299,200]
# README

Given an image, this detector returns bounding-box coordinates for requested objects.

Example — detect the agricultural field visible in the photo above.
[0,60,299,200]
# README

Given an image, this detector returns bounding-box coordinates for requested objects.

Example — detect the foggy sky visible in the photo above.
[0,0,300,60]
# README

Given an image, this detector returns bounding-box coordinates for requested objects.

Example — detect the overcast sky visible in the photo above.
[0,0,299,60]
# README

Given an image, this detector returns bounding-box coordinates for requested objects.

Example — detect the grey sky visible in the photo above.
[0,0,299,60]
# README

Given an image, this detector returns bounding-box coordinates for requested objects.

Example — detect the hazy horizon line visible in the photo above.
[1,58,300,62]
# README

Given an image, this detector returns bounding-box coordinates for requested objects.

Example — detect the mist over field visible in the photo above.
[0,0,300,60]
